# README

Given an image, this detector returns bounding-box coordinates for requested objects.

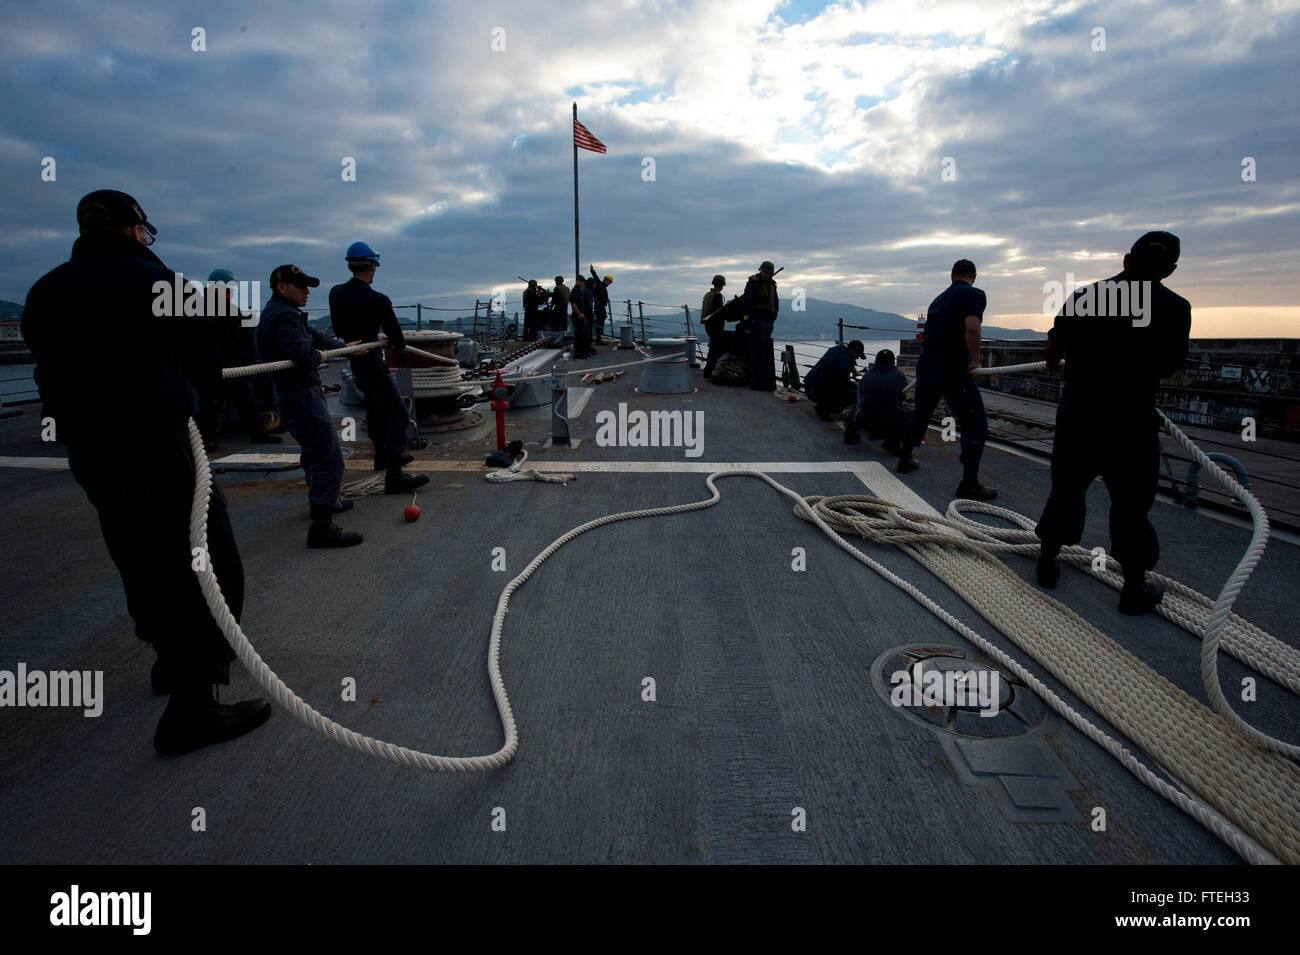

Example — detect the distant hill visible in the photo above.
[777,297,1045,342]
[0,300,23,322]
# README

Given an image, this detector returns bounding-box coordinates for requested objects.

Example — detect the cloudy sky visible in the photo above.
[2,0,1297,335]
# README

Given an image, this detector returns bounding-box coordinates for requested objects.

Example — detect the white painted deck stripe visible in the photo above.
[0,456,68,470]
[852,461,941,516]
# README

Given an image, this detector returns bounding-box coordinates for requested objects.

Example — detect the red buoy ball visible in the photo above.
[787,394,797,403]
[404,504,421,522]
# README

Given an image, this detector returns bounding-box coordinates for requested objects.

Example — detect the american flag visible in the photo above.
[573,119,606,154]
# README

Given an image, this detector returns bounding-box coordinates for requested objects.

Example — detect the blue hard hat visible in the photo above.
[207,268,236,283]
[345,241,380,266]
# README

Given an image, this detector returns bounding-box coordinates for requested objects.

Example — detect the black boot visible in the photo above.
[308,506,363,548]
[154,684,272,756]
[151,659,171,696]
[1037,542,1061,589]
[897,455,919,474]
[384,467,430,494]
[955,468,998,500]
[374,452,414,471]
[1119,575,1164,615]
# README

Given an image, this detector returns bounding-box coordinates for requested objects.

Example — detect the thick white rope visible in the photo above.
[955,361,1295,760]
[221,340,458,379]
[497,351,687,384]
[794,493,1299,865]
[188,417,514,772]
[940,500,1300,698]
[222,342,684,386]
[895,358,1293,759]
[408,365,474,395]
[484,448,575,485]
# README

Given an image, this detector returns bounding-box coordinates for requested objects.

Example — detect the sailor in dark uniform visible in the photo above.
[522,279,547,341]
[1035,232,1192,615]
[896,259,995,500]
[257,264,362,549]
[742,261,780,390]
[327,242,428,494]
[22,190,270,754]
[588,266,613,343]
[803,340,865,419]
[208,268,280,445]
[570,274,596,358]
[846,348,908,453]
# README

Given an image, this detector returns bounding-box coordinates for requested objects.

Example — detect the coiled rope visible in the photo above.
[793,493,1300,865]
[484,448,575,485]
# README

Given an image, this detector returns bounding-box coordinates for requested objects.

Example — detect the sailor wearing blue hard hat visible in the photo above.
[328,242,428,494]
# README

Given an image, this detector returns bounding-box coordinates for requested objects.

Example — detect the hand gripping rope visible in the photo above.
[191,358,1298,863]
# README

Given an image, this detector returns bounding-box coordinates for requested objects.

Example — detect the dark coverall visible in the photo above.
[742,274,779,390]
[328,277,411,469]
[1035,272,1192,580]
[803,343,859,417]
[571,283,595,356]
[550,283,570,332]
[588,269,610,341]
[22,231,241,688]
[256,294,346,511]
[851,364,908,444]
[522,286,544,341]
[900,281,989,478]
[701,288,726,378]
[213,303,271,436]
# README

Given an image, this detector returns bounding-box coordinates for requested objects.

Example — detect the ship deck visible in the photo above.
[1,347,1297,864]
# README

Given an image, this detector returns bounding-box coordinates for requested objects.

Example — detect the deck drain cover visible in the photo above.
[870,645,1046,739]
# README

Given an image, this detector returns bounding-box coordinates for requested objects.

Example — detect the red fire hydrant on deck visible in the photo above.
[490,371,510,450]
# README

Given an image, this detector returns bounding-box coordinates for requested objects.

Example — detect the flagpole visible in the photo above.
[572,102,580,285]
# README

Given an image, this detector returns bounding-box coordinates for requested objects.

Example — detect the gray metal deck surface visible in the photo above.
[1,350,1297,864]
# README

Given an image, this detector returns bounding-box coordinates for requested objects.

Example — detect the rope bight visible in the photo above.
[190,357,1298,864]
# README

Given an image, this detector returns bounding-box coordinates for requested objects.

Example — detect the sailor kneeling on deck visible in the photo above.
[803,339,865,421]
[256,264,362,548]
[845,348,907,455]
[23,189,271,754]
[327,242,428,494]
